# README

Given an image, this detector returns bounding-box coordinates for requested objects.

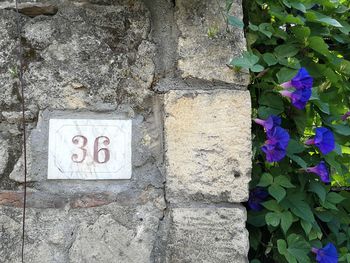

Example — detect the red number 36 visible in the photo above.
[71,135,110,164]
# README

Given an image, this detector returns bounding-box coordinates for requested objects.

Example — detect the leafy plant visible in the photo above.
[229,0,350,262]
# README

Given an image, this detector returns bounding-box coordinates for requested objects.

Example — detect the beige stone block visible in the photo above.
[166,207,249,263]
[165,90,251,203]
[176,0,249,85]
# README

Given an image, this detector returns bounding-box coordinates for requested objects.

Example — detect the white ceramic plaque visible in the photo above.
[48,119,132,180]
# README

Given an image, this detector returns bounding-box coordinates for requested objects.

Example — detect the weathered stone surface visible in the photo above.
[0,201,164,263]
[166,207,249,263]
[165,90,251,203]
[0,138,9,175]
[1,110,36,123]
[1,2,58,17]
[0,1,154,110]
[175,0,249,86]
[0,10,22,109]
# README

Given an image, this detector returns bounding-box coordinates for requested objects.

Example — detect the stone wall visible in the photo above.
[0,0,251,262]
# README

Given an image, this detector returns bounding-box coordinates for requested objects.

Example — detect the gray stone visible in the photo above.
[164,90,251,203]
[0,1,155,110]
[0,10,25,109]
[175,0,249,86]
[166,207,249,263]
[1,110,36,124]
[0,138,9,175]
[0,201,164,263]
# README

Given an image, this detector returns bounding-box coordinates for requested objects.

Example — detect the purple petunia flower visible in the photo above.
[311,243,338,263]
[306,161,330,183]
[305,127,335,155]
[341,111,350,121]
[248,187,269,211]
[280,88,312,110]
[281,67,313,90]
[261,126,290,162]
[254,115,281,131]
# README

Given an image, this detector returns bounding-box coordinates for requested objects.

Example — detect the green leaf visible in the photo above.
[306,11,343,27]
[249,228,261,250]
[225,0,233,12]
[274,44,299,58]
[278,234,311,263]
[262,200,283,212]
[308,181,327,202]
[257,173,273,187]
[288,199,315,222]
[251,64,265,72]
[230,52,258,68]
[327,192,345,204]
[258,23,274,38]
[315,211,333,222]
[247,212,266,227]
[300,220,312,236]
[339,20,350,34]
[258,106,284,119]
[290,2,306,13]
[266,212,281,227]
[248,23,259,31]
[287,139,305,154]
[281,211,293,234]
[277,239,288,255]
[311,100,330,114]
[227,15,244,29]
[262,53,278,66]
[291,26,310,41]
[308,36,330,55]
[324,153,343,175]
[259,93,284,110]
[331,124,350,136]
[287,153,307,168]
[269,184,286,203]
[286,234,311,263]
[275,175,295,188]
[277,68,298,83]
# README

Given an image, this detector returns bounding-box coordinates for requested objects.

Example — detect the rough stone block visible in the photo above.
[0,0,155,110]
[0,197,165,263]
[166,207,249,263]
[165,90,251,203]
[175,0,249,85]
[0,138,9,175]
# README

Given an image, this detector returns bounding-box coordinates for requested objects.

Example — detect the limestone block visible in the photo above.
[0,201,164,263]
[165,90,251,203]
[166,207,249,263]
[175,0,249,85]
[0,138,9,175]
[0,1,154,110]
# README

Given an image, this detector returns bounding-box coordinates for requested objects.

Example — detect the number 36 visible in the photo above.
[71,135,110,164]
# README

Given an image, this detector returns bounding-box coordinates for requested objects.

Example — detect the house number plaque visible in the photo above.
[48,119,132,180]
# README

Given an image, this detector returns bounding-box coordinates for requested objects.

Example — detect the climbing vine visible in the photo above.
[228,0,350,262]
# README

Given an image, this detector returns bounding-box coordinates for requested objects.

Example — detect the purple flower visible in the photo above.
[248,187,269,211]
[261,126,290,162]
[306,161,330,183]
[262,143,287,162]
[341,111,350,121]
[311,243,338,263]
[280,88,312,110]
[305,127,335,155]
[266,126,290,149]
[254,115,281,131]
[281,67,313,90]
